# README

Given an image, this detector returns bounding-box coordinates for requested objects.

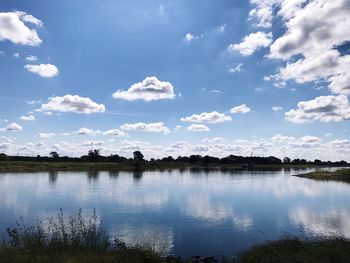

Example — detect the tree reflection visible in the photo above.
[87,170,100,181]
[133,169,143,182]
[48,171,58,183]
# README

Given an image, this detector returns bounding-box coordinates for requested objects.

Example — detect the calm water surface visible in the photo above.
[0,168,349,258]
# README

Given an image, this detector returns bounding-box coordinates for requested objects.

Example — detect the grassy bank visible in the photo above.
[294,168,350,182]
[1,210,350,263]
[0,160,323,173]
[236,236,350,263]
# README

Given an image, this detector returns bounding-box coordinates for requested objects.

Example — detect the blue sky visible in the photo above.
[0,0,349,160]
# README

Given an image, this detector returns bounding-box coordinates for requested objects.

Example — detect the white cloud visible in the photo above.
[76,128,101,136]
[285,95,350,123]
[40,95,105,114]
[103,129,127,137]
[202,137,225,143]
[227,63,243,73]
[181,111,232,123]
[271,134,295,143]
[113,76,175,101]
[1,122,23,132]
[230,104,251,114]
[272,106,283,111]
[20,115,35,121]
[25,55,37,61]
[187,124,210,132]
[38,132,55,139]
[25,64,59,78]
[82,141,104,147]
[184,33,194,42]
[218,23,226,33]
[0,11,42,46]
[13,52,19,58]
[121,122,170,134]
[228,32,272,56]
[267,0,350,95]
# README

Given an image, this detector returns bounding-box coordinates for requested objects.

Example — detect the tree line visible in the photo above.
[0,150,348,166]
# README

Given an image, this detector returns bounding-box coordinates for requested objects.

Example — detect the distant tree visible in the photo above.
[88,149,101,162]
[291,158,301,165]
[283,157,291,164]
[300,159,307,165]
[50,151,59,159]
[314,159,322,165]
[133,151,144,162]
[189,155,203,164]
[0,153,9,161]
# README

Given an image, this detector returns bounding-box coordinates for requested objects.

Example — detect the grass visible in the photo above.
[0,209,178,263]
[2,210,350,263]
[235,236,350,263]
[294,168,350,182]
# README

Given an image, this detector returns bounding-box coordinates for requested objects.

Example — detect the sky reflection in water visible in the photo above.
[0,168,350,257]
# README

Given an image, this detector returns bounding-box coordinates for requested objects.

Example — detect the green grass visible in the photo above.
[235,236,350,263]
[0,209,180,263]
[294,168,350,182]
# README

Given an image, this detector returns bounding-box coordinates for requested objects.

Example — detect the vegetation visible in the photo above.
[235,236,350,263]
[0,210,177,263]
[1,211,350,263]
[0,150,347,173]
[294,168,350,182]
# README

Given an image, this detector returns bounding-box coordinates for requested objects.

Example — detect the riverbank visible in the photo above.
[294,168,350,182]
[0,160,332,173]
[2,236,350,263]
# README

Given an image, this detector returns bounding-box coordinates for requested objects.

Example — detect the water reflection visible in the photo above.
[289,206,350,238]
[132,170,143,182]
[87,170,100,181]
[111,224,174,255]
[0,168,350,257]
[48,171,58,183]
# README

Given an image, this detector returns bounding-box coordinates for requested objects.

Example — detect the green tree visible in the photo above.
[133,151,144,162]
[50,151,59,159]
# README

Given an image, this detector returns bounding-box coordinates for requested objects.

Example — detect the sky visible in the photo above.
[0,0,349,161]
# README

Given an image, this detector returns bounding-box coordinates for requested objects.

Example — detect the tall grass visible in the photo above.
[0,209,170,263]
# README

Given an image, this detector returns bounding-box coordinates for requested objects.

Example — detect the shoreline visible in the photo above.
[0,161,339,173]
[293,168,350,182]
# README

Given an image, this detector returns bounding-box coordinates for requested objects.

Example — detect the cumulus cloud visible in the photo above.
[113,76,175,101]
[0,122,23,132]
[38,132,55,139]
[228,32,272,56]
[285,95,350,123]
[121,122,170,134]
[25,55,37,61]
[0,11,42,46]
[103,129,127,137]
[187,124,210,132]
[82,141,104,147]
[264,0,350,95]
[227,63,243,73]
[202,137,225,143]
[20,115,35,121]
[184,33,194,42]
[40,95,105,114]
[25,64,59,78]
[76,128,101,136]
[181,111,232,123]
[272,106,283,111]
[230,104,251,114]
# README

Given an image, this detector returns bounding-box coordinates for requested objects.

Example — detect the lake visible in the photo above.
[0,167,349,258]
